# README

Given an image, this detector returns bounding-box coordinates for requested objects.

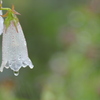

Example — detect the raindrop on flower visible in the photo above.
[14,71,19,76]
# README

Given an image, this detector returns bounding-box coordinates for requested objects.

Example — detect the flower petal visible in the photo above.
[0,21,34,73]
[0,10,4,35]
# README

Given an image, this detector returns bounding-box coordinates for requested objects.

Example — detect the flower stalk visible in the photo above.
[0,2,34,76]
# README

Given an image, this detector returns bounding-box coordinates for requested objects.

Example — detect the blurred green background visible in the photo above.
[0,0,100,100]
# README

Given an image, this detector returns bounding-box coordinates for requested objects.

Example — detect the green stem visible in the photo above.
[0,7,11,11]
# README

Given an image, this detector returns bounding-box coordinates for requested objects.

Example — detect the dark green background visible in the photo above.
[0,0,100,100]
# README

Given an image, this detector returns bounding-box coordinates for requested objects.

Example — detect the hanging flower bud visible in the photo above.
[0,1,4,35]
[0,5,34,76]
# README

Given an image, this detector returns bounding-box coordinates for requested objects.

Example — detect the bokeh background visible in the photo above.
[0,0,100,100]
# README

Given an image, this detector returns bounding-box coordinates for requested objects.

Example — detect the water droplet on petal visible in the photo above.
[14,71,19,76]
[5,61,10,69]
[22,62,28,67]
[30,64,34,69]
[5,66,9,69]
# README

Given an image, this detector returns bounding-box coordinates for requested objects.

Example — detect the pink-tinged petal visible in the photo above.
[0,10,4,35]
[0,21,34,75]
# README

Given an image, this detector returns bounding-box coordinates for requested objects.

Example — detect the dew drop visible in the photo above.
[30,64,34,69]
[5,61,11,68]
[5,66,9,69]
[22,62,28,67]
[14,71,19,76]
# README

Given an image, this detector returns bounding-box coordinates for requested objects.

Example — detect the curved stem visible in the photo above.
[0,8,11,11]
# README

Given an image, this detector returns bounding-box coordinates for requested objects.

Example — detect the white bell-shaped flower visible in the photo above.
[0,5,34,76]
[0,21,34,76]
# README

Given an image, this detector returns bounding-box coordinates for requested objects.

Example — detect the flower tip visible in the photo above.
[0,0,2,8]
[0,68,3,72]
[14,10,21,15]
[14,71,19,76]
[30,64,34,69]
[11,4,21,15]
[0,0,2,5]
